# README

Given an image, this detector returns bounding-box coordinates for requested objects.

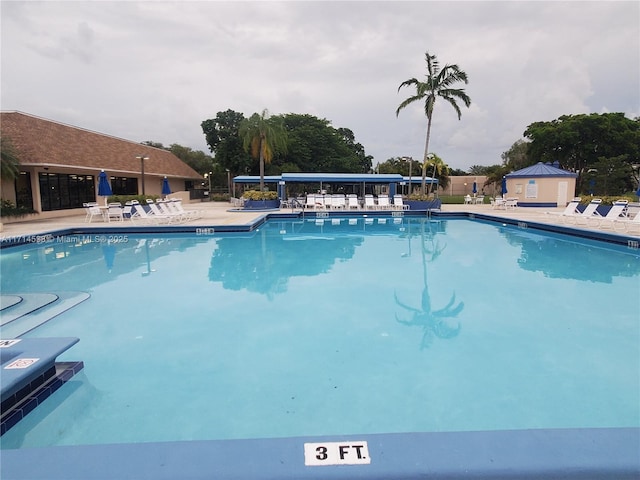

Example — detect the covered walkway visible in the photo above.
[232,173,438,199]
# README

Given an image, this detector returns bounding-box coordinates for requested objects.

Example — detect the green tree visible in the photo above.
[396,51,471,194]
[501,139,530,171]
[468,165,489,175]
[586,155,634,196]
[239,109,288,191]
[279,114,368,173]
[523,113,640,191]
[336,127,373,173]
[0,136,20,181]
[169,144,215,176]
[483,164,511,196]
[424,153,450,193]
[201,109,252,176]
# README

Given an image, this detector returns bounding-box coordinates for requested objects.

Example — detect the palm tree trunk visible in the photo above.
[421,116,433,195]
[259,138,265,191]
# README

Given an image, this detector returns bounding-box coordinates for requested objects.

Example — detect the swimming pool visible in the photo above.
[1,213,639,478]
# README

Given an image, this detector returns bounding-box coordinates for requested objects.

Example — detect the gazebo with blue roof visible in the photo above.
[505,162,578,207]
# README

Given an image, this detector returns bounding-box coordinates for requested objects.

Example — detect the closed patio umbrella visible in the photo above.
[636,181,640,199]
[161,176,172,197]
[98,170,113,205]
[472,181,477,195]
[501,176,507,198]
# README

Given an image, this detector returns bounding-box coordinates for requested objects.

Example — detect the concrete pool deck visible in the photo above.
[2,201,638,237]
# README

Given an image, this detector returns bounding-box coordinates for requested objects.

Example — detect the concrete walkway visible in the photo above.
[1,201,637,238]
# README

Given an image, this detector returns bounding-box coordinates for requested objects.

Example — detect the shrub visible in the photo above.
[108,194,158,205]
[0,199,36,217]
[242,190,278,201]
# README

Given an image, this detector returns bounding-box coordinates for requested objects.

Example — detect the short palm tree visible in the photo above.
[0,136,21,181]
[396,51,471,194]
[238,109,287,192]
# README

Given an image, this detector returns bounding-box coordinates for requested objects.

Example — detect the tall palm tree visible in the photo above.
[238,109,287,192]
[396,51,471,194]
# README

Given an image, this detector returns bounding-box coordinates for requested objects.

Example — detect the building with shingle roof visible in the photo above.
[1,111,203,216]
[505,162,578,207]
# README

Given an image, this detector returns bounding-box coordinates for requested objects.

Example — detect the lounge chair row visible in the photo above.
[304,194,409,210]
[546,198,640,233]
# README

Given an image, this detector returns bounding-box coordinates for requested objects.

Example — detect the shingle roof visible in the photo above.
[0,111,202,180]
[506,162,578,178]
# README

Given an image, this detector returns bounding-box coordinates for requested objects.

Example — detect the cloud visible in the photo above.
[1,1,638,171]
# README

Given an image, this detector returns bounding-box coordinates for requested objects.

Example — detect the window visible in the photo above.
[39,172,95,211]
[111,176,138,195]
[15,172,33,210]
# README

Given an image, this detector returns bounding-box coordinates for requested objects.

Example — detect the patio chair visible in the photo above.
[612,210,640,234]
[546,198,581,221]
[588,200,629,229]
[106,203,124,222]
[331,194,346,210]
[168,199,201,220]
[133,204,171,224]
[147,200,182,223]
[347,195,359,210]
[393,195,410,210]
[377,196,391,210]
[364,195,377,210]
[505,198,518,209]
[84,203,103,223]
[568,199,602,225]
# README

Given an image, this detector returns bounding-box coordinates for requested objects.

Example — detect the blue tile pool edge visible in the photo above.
[1,210,637,249]
[1,428,638,479]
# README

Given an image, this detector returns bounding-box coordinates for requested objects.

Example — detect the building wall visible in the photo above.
[505,176,577,206]
[438,176,490,196]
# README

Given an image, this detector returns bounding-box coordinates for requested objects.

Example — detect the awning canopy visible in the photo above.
[233,173,438,184]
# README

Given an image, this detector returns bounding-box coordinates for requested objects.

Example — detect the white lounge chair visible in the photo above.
[570,199,603,225]
[393,195,409,210]
[347,195,359,210]
[612,211,640,234]
[546,198,581,221]
[134,204,171,224]
[589,200,629,229]
[364,195,376,210]
[377,196,391,210]
[330,194,346,210]
[168,199,200,220]
[305,195,316,210]
[147,200,181,223]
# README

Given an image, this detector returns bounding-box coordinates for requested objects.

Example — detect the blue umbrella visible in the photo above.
[161,176,172,196]
[636,181,640,199]
[501,177,507,197]
[98,170,113,204]
[472,181,477,195]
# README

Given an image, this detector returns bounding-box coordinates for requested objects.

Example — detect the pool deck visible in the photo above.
[2,201,638,237]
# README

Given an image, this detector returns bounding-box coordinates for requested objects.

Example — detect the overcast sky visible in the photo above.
[1,1,638,171]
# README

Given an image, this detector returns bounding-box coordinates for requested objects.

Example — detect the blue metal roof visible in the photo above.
[233,175,281,183]
[281,173,403,183]
[506,162,578,178]
[233,173,431,184]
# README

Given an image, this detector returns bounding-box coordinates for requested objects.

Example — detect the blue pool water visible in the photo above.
[1,216,639,449]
